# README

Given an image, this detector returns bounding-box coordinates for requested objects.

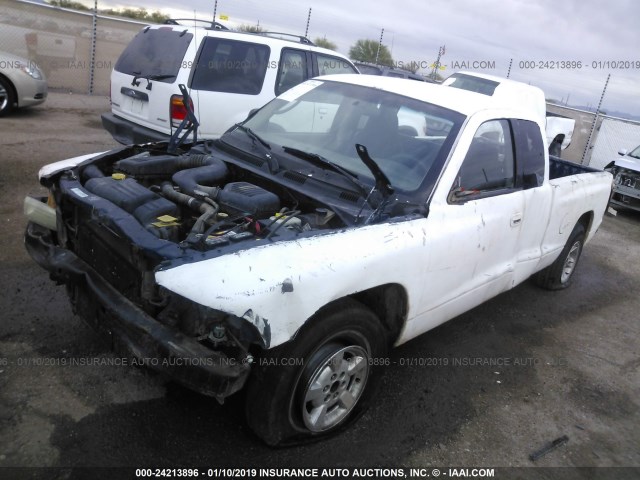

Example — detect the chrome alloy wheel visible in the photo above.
[561,240,582,283]
[0,83,8,112]
[301,345,370,432]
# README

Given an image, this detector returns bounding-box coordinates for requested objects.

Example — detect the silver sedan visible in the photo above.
[0,51,47,116]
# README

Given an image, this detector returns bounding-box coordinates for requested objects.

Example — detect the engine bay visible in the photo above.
[75,144,343,250]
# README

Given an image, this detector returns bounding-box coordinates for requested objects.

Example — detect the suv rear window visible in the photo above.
[191,38,270,95]
[114,28,193,81]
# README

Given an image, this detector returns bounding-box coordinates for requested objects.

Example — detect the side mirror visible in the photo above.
[618,148,628,156]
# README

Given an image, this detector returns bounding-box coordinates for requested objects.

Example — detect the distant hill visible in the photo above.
[571,104,640,122]
[547,100,640,122]
[598,109,640,122]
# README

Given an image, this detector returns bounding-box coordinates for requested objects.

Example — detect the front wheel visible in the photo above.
[0,76,16,117]
[534,222,586,290]
[244,298,388,446]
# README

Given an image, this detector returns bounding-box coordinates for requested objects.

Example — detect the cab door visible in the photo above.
[416,118,525,324]
[510,119,553,284]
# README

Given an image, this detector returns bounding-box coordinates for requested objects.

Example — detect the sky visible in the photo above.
[101,0,640,118]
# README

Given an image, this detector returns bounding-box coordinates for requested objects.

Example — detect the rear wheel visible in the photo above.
[0,76,16,117]
[244,298,388,446]
[534,223,586,290]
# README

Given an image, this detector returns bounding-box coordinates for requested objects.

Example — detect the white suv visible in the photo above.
[102,21,359,144]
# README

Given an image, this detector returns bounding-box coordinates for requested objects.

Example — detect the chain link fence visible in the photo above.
[547,103,640,168]
[0,0,146,96]
[588,117,640,170]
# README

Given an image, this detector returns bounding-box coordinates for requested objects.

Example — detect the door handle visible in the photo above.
[511,213,523,227]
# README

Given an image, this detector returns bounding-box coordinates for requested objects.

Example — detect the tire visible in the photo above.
[244,298,388,446]
[534,222,586,290]
[0,76,16,117]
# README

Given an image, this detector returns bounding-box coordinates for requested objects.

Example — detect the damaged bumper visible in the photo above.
[610,184,640,211]
[24,221,251,400]
[608,167,640,211]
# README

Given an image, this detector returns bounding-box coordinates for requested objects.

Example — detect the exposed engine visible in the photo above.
[77,146,340,249]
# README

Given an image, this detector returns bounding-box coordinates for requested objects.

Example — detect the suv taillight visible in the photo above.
[170,95,194,128]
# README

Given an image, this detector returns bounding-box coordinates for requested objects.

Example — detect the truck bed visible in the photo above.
[549,156,601,179]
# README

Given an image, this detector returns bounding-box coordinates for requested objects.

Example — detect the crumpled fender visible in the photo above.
[38,152,107,179]
[155,219,427,349]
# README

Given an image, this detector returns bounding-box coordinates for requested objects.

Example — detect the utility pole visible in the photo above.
[305,8,312,38]
[212,0,217,23]
[581,74,611,165]
[375,28,384,64]
[88,0,97,95]
[430,45,445,80]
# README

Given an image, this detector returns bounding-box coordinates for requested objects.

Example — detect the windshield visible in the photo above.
[234,79,464,193]
[629,145,640,159]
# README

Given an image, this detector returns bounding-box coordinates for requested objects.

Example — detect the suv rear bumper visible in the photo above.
[101,112,169,145]
[25,220,250,399]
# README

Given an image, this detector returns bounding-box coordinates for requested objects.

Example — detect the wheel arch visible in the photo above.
[576,210,594,239]
[257,283,410,355]
[349,283,408,346]
[0,73,18,107]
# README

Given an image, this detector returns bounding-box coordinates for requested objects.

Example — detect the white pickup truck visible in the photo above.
[25,74,612,445]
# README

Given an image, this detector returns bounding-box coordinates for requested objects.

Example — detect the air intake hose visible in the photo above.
[116,153,228,179]
[171,155,228,198]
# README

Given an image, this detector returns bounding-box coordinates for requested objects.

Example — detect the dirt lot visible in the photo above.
[0,94,639,478]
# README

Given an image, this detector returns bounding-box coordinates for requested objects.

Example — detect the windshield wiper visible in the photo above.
[354,144,395,224]
[281,145,370,199]
[131,73,176,90]
[355,144,394,198]
[235,125,278,173]
[237,125,271,150]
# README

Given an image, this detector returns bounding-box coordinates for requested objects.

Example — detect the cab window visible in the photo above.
[450,119,515,201]
[513,119,545,189]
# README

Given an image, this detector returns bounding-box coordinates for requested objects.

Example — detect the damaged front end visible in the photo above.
[24,139,357,399]
[25,219,261,399]
[605,161,640,211]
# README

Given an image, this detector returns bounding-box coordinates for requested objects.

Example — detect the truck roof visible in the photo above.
[319,73,546,122]
[146,23,346,59]
[442,71,546,124]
